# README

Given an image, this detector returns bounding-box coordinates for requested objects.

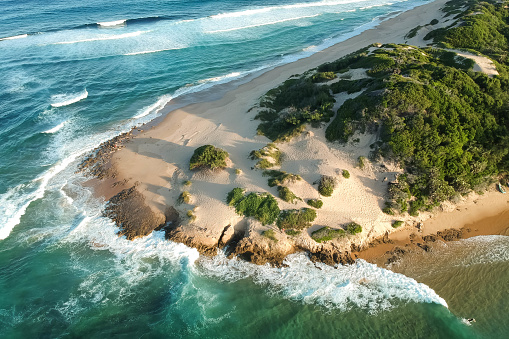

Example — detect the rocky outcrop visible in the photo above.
[231,235,296,266]
[103,186,166,240]
[166,226,219,256]
[307,246,355,266]
[77,131,133,179]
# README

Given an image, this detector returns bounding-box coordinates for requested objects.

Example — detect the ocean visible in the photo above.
[0,0,507,337]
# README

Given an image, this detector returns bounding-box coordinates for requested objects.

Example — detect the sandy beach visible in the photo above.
[86,0,509,265]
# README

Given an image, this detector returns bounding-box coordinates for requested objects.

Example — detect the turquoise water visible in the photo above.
[0,0,507,337]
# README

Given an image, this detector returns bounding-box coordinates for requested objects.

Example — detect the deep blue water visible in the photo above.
[0,0,507,337]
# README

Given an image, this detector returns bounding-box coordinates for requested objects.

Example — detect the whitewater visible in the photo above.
[0,0,507,337]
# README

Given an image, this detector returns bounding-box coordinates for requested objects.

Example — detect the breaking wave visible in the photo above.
[50,90,88,107]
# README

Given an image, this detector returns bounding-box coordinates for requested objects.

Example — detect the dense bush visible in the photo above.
[318,175,336,197]
[342,170,350,179]
[307,199,323,209]
[277,208,317,230]
[311,226,345,243]
[256,77,335,141]
[392,220,404,228]
[277,186,300,203]
[189,145,229,170]
[346,222,363,235]
[263,170,301,187]
[226,188,280,225]
[250,144,282,169]
[311,71,336,83]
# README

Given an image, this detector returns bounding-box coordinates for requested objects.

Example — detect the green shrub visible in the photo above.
[235,168,242,175]
[264,170,301,187]
[178,191,191,204]
[256,159,273,169]
[429,19,439,25]
[382,206,395,215]
[311,226,345,243]
[357,156,367,170]
[262,229,278,242]
[311,71,336,83]
[392,220,404,228]
[187,210,196,222]
[277,186,300,203]
[285,230,301,236]
[277,208,317,230]
[189,145,229,170]
[342,170,350,179]
[183,180,192,187]
[318,175,336,197]
[346,222,362,235]
[226,188,280,225]
[307,199,323,209]
[405,25,422,39]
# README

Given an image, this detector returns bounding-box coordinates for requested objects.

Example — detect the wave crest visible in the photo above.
[51,90,88,108]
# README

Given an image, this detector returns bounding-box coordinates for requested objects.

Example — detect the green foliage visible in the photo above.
[178,191,191,204]
[277,208,317,230]
[189,145,229,170]
[226,188,280,225]
[187,210,196,222]
[256,76,335,141]
[307,199,323,209]
[311,226,345,243]
[429,19,439,25]
[405,25,422,39]
[285,230,301,236]
[262,229,278,242]
[318,175,336,197]
[342,170,350,179]
[250,144,282,169]
[382,206,395,215]
[311,71,336,83]
[263,170,301,187]
[277,186,300,203]
[346,222,363,235]
[183,180,192,187]
[324,41,509,214]
[235,168,242,175]
[392,220,404,228]
[357,156,367,170]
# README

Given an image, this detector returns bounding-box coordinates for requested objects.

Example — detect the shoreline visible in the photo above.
[81,0,509,267]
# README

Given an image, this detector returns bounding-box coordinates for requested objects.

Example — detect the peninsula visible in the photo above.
[80,0,509,267]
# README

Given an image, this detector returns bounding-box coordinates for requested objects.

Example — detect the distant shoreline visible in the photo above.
[81,0,509,267]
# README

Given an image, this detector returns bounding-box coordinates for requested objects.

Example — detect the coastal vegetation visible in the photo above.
[342,170,350,179]
[277,186,300,203]
[277,208,317,230]
[178,191,191,204]
[255,76,335,141]
[307,199,323,209]
[311,226,345,243]
[262,229,278,242]
[226,188,280,225]
[263,170,302,187]
[250,144,282,169]
[346,222,363,235]
[392,220,404,228]
[318,175,336,197]
[189,145,229,170]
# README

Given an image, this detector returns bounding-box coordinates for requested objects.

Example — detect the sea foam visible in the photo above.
[42,121,67,134]
[97,19,127,27]
[50,90,88,108]
[0,34,28,41]
[52,31,147,45]
[199,252,448,312]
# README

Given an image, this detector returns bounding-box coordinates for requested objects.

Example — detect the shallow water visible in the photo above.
[0,0,507,337]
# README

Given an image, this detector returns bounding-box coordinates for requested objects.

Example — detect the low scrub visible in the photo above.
[226,188,280,225]
[250,144,282,169]
[178,191,191,204]
[262,229,278,242]
[318,175,336,197]
[346,222,362,235]
[277,186,300,203]
[263,170,301,187]
[277,208,317,230]
[311,226,345,243]
[306,199,323,209]
[190,145,229,170]
[392,220,404,228]
[342,170,350,179]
